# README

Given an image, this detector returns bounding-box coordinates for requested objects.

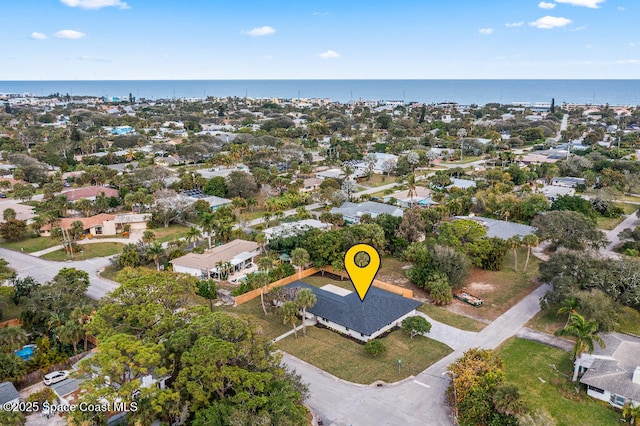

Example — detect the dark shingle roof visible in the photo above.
[284,282,421,337]
[0,382,20,404]
[51,378,80,398]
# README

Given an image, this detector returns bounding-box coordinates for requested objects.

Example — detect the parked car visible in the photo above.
[43,370,70,385]
[0,193,6,198]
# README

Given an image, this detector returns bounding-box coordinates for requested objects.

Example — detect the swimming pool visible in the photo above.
[15,344,37,361]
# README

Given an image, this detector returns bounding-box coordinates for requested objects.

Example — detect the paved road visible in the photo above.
[283,283,551,426]
[604,209,639,252]
[0,248,118,300]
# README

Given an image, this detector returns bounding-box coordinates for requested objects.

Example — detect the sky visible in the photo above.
[1,0,638,80]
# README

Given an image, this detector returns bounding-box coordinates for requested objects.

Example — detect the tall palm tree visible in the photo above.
[295,288,317,337]
[281,301,299,339]
[146,242,164,271]
[255,233,267,254]
[406,173,418,207]
[185,226,202,249]
[521,234,539,273]
[507,236,521,271]
[0,326,28,352]
[199,212,216,249]
[291,248,310,279]
[555,313,606,381]
[557,297,580,327]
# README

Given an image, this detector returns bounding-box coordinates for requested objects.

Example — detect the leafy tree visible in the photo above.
[0,326,27,352]
[2,207,16,221]
[532,210,607,251]
[554,313,605,381]
[226,171,257,198]
[0,410,26,426]
[396,207,425,243]
[364,339,387,356]
[203,176,227,197]
[295,288,316,337]
[196,279,217,312]
[430,244,470,288]
[0,218,27,241]
[11,276,40,304]
[0,352,25,381]
[401,316,432,339]
[437,220,486,251]
[281,301,299,339]
[550,195,596,219]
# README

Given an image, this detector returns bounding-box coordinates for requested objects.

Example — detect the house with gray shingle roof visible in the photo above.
[330,201,403,224]
[454,216,535,240]
[0,382,20,406]
[284,282,421,342]
[578,332,640,408]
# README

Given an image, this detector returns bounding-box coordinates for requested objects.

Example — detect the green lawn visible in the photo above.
[526,308,566,335]
[218,297,292,341]
[41,242,125,261]
[0,236,61,253]
[596,203,637,231]
[277,326,452,384]
[149,224,190,243]
[497,338,620,426]
[359,174,395,188]
[417,304,487,332]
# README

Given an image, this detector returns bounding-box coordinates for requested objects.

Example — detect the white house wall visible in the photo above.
[172,264,203,277]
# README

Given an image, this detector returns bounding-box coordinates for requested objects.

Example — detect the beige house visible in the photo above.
[39,213,149,237]
[171,239,260,279]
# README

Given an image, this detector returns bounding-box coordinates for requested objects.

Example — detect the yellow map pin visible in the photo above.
[344,243,381,302]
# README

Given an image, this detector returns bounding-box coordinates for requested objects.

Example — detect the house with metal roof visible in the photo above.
[263,219,331,242]
[330,201,403,224]
[284,282,421,342]
[578,332,640,408]
[171,239,260,279]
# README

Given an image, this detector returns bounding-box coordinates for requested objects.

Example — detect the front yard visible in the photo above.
[0,236,61,253]
[417,304,487,332]
[149,224,190,243]
[41,242,125,261]
[497,338,620,426]
[276,326,452,384]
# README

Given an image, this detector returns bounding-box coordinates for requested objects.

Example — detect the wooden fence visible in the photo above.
[233,267,413,306]
[14,350,92,390]
[0,318,22,329]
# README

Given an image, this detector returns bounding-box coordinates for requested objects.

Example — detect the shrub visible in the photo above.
[26,387,57,405]
[364,339,387,356]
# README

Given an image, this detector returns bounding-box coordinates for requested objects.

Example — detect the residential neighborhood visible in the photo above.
[1,91,640,426]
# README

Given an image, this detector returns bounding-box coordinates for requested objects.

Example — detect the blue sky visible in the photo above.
[1,0,638,79]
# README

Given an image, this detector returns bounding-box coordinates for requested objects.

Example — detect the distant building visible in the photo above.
[170,239,260,279]
[60,186,119,202]
[196,164,250,180]
[39,213,116,237]
[181,189,232,211]
[454,216,535,240]
[330,201,403,223]
[551,177,585,188]
[0,382,20,408]
[446,178,477,190]
[262,219,331,242]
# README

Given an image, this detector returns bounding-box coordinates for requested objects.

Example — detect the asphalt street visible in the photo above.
[0,247,118,300]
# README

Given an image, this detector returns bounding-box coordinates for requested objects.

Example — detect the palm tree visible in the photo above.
[47,312,66,333]
[57,321,84,354]
[199,212,216,249]
[291,248,310,279]
[30,215,47,233]
[492,384,526,416]
[141,230,156,244]
[258,256,274,273]
[147,242,164,271]
[622,402,640,425]
[0,326,28,352]
[557,297,580,327]
[296,206,311,220]
[295,288,317,337]
[185,226,202,249]
[281,301,299,339]
[555,313,606,381]
[406,173,418,207]
[521,234,539,273]
[74,198,94,217]
[262,212,273,227]
[255,233,267,254]
[507,236,521,271]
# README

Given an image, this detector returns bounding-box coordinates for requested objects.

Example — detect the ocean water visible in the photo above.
[1,80,639,106]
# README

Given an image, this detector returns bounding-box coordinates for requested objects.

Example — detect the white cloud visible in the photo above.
[54,30,86,39]
[570,25,588,31]
[529,16,572,29]
[630,43,636,47]
[505,22,524,27]
[60,0,129,9]
[538,2,557,9]
[242,26,276,37]
[479,28,494,35]
[554,0,605,8]
[30,32,47,40]
[618,59,640,64]
[318,50,340,59]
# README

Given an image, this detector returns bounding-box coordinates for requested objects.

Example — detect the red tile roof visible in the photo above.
[60,186,119,201]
